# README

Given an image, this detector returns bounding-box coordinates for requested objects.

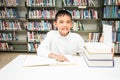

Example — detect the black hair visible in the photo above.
[54,10,72,21]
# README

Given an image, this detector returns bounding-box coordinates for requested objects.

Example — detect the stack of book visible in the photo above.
[83,42,114,67]
[83,24,114,67]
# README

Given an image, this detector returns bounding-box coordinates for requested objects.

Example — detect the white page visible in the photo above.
[23,55,76,67]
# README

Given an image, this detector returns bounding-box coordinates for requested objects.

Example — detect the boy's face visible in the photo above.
[54,15,72,36]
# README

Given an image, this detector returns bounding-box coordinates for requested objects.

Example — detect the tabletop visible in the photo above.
[0,54,120,80]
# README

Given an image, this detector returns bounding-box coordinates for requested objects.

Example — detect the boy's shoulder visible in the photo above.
[70,32,84,40]
[47,30,57,34]
[70,32,80,37]
[47,30,58,36]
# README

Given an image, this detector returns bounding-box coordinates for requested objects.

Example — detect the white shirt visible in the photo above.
[37,30,85,57]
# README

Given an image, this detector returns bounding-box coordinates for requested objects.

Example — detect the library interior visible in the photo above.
[0,0,120,80]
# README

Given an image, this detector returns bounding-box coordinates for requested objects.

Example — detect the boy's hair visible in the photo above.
[55,10,72,21]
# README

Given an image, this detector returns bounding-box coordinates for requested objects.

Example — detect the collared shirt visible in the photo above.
[37,30,85,57]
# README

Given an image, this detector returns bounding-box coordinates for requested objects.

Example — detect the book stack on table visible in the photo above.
[83,42,114,67]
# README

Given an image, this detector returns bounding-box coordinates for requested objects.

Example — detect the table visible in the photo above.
[0,55,120,80]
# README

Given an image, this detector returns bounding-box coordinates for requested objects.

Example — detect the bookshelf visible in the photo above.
[101,0,120,55]
[62,0,102,42]
[25,0,102,53]
[25,0,56,53]
[0,0,27,52]
[0,0,104,54]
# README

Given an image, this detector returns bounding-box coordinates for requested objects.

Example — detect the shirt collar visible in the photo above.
[57,31,70,39]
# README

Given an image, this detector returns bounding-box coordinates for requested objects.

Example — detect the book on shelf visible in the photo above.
[83,53,114,67]
[24,55,76,67]
[28,42,39,52]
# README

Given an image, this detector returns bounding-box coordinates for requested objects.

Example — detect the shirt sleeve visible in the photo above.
[37,31,52,57]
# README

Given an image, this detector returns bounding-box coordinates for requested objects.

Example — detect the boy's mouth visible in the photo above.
[61,28,69,30]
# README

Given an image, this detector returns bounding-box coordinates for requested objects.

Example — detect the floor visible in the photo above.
[0,52,28,69]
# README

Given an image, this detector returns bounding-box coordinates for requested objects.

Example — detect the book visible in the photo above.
[84,47,114,60]
[24,55,76,67]
[83,53,114,67]
[84,42,112,53]
[103,24,112,48]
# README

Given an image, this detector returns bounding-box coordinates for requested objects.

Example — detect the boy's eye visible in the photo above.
[67,21,71,23]
[59,20,71,23]
[59,21,64,23]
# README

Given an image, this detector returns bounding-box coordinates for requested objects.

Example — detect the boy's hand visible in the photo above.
[48,53,69,62]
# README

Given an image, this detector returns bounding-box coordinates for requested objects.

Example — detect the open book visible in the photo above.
[24,55,77,67]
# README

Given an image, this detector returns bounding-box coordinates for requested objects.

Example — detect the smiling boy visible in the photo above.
[37,10,84,62]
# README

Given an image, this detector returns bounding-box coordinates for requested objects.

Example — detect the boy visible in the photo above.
[37,10,84,62]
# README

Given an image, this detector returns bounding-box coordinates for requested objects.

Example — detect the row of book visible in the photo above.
[27,21,53,31]
[0,42,14,50]
[0,8,20,18]
[72,21,84,31]
[27,31,46,42]
[28,9,98,19]
[0,0,19,6]
[0,20,21,30]
[28,42,40,52]
[102,21,120,32]
[88,32,120,43]
[88,32,100,42]
[0,32,18,41]
[63,0,95,6]
[26,0,56,6]
[68,9,98,19]
[104,0,120,5]
[28,9,57,19]
[26,20,85,31]
[26,0,96,7]
[114,42,120,53]
[103,6,120,18]
[111,32,120,43]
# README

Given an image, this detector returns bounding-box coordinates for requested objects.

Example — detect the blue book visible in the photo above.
[117,6,120,18]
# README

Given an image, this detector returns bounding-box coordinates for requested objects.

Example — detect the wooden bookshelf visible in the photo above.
[101,0,120,55]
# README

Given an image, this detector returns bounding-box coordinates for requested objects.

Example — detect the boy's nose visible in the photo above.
[63,23,67,27]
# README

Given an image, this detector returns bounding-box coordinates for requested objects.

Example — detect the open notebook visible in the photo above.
[23,55,77,67]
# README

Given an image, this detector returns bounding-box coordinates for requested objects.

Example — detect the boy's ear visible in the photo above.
[53,21,57,27]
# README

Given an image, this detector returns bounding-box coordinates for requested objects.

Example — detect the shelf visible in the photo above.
[0,50,27,52]
[0,5,25,8]
[0,18,20,20]
[28,51,37,53]
[27,29,49,32]
[72,30,99,33]
[102,18,120,20]
[63,6,100,9]
[25,6,56,9]
[0,40,27,44]
[73,19,100,21]
[26,18,55,20]
[0,30,26,32]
